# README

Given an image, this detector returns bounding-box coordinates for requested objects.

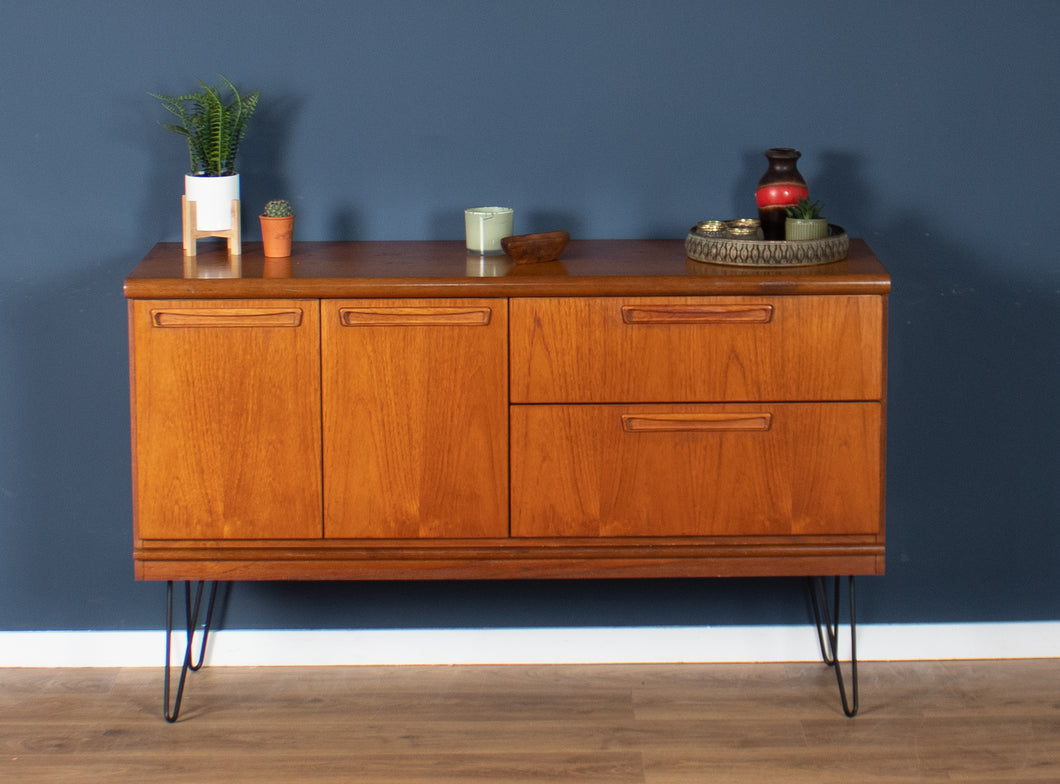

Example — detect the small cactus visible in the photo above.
[263,199,293,218]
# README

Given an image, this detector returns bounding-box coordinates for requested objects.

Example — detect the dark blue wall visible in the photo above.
[1,1,1057,631]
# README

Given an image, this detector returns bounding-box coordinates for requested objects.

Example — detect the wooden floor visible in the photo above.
[1,660,1057,783]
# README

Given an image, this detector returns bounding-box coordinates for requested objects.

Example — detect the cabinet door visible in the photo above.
[322,299,508,538]
[511,402,882,538]
[129,299,322,540]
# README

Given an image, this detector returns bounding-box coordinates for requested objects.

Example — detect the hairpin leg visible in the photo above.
[808,575,859,717]
[163,580,219,722]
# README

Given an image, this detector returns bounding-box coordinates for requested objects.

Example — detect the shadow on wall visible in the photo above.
[218,576,820,630]
[734,147,1058,622]
[0,255,153,628]
[732,147,874,231]
[141,89,305,244]
[871,209,1060,622]
[240,93,301,234]
[426,208,589,244]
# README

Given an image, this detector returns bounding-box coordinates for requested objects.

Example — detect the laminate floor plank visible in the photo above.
[0,660,1056,783]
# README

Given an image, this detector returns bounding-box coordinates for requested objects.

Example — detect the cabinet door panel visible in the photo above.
[130,299,322,540]
[322,299,508,538]
[510,296,883,403]
[511,403,882,538]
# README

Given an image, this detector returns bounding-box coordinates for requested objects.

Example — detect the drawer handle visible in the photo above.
[151,308,304,328]
[621,413,773,433]
[620,304,774,325]
[339,307,492,327]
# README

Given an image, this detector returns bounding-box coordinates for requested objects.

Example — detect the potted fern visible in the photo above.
[151,75,260,233]
[784,197,829,241]
[260,199,295,257]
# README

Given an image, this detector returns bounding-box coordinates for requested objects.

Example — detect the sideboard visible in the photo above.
[125,239,889,719]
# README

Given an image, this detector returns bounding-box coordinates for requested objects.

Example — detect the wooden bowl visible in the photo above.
[501,231,570,264]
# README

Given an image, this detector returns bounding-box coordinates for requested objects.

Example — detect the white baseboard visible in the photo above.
[1,623,1057,668]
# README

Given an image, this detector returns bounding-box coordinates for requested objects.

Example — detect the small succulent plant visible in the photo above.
[263,199,294,218]
[785,197,824,220]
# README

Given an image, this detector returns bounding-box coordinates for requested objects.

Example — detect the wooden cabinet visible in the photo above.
[126,240,888,581]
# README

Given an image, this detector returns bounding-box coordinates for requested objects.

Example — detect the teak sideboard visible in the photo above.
[125,239,888,718]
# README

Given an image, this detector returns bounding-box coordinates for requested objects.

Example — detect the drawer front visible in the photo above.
[510,403,882,538]
[510,296,883,403]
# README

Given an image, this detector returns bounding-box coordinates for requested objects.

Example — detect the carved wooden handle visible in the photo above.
[150,308,304,328]
[620,304,774,325]
[621,413,773,433]
[338,306,492,327]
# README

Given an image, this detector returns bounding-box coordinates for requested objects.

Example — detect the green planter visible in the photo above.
[785,218,828,241]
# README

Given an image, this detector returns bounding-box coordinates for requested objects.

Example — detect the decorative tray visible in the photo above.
[685,224,849,267]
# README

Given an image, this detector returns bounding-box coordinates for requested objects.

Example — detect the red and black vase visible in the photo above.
[755,148,809,241]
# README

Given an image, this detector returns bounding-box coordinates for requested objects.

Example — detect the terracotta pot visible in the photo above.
[260,215,294,257]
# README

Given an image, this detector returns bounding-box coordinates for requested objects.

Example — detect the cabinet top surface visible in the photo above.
[125,239,889,299]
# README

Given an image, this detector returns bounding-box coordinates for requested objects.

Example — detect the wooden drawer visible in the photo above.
[510,402,882,538]
[510,296,883,403]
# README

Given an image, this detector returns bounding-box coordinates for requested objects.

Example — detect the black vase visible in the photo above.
[755,148,809,241]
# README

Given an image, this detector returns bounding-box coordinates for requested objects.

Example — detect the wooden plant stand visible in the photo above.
[181,197,242,256]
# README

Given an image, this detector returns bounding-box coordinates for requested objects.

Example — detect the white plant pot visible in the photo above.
[185,174,240,232]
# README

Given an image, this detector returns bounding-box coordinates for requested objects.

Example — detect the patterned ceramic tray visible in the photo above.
[685,224,849,267]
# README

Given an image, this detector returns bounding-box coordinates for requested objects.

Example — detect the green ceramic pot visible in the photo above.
[785,218,828,241]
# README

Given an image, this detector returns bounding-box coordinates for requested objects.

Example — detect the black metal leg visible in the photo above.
[808,575,859,717]
[163,580,219,722]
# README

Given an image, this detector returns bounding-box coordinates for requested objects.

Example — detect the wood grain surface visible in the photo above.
[1,660,1056,782]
